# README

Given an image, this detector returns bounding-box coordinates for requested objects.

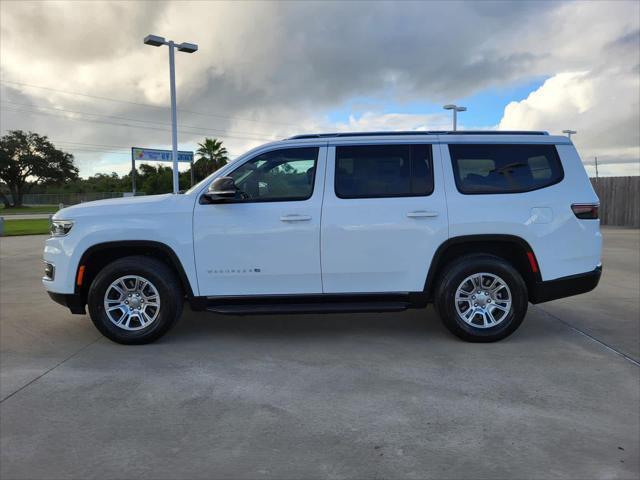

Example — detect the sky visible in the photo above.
[1,0,639,179]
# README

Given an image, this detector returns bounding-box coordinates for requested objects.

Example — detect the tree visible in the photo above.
[0,130,78,207]
[136,164,191,195]
[194,138,228,181]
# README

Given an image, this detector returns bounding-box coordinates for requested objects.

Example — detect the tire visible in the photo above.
[87,256,183,344]
[435,254,528,342]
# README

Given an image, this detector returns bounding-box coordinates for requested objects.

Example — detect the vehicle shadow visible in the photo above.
[166,303,553,344]
[169,305,449,342]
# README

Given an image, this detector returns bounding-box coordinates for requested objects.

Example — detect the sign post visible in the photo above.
[131,147,195,195]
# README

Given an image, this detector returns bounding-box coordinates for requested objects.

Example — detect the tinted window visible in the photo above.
[229,147,318,202]
[449,144,563,194]
[335,144,433,198]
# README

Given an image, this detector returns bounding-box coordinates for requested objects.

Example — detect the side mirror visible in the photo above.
[201,177,242,204]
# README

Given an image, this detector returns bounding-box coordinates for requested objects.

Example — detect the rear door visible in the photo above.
[320,141,449,293]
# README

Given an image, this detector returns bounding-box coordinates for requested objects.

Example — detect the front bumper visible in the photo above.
[48,292,86,314]
[529,265,602,304]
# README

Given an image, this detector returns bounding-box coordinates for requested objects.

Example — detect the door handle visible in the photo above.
[280,214,312,222]
[406,211,439,218]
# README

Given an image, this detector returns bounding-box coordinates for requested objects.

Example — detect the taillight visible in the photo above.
[571,203,599,220]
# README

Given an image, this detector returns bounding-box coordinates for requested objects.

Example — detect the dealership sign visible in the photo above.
[131,147,194,163]
[130,147,195,194]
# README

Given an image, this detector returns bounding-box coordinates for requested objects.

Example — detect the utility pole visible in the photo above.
[562,129,577,139]
[594,156,599,182]
[144,34,198,194]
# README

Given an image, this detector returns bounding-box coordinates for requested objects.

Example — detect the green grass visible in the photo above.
[2,218,50,236]
[0,204,59,215]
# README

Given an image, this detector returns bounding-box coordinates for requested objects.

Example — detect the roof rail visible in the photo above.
[287,130,549,140]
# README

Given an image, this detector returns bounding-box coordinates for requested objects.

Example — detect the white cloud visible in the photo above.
[334,112,451,132]
[1,1,638,177]
[499,70,640,176]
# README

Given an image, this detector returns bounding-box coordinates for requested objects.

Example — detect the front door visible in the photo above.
[321,142,448,293]
[194,146,326,296]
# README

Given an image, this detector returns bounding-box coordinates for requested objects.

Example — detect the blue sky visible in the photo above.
[325,77,547,129]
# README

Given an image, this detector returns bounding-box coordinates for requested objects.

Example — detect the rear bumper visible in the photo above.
[529,265,602,304]
[48,292,86,314]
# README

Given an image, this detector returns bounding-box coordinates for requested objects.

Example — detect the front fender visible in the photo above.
[42,209,197,295]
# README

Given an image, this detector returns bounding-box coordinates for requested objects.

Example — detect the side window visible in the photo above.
[335,144,434,198]
[228,147,319,202]
[449,144,564,194]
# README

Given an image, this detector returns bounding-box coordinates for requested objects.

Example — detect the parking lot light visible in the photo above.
[143,34,166,47]
[443,104,467,131]
[143,34,198,194]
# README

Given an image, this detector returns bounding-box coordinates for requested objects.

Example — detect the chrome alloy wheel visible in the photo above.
[103,275,161,331]
[454,272,512,329]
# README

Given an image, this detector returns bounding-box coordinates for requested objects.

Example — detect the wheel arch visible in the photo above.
[75,241,194,301]
[424,234,542,300]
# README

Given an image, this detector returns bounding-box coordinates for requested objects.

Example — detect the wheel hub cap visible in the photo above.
[103,275,160,331]
[474,291,490,307]
[454,272,512,329]
[128,296,141,309]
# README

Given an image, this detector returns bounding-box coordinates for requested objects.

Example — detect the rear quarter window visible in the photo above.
[449,144,564,194]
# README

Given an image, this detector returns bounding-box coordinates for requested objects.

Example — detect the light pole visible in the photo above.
[562,129,577,139]
[443,104,466,131]
[144,34,198,194]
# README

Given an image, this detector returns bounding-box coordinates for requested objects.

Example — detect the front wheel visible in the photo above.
[87,256,183,344]
[435,254,528,342]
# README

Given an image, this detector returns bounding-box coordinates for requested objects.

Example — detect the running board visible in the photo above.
[206,301,410,315]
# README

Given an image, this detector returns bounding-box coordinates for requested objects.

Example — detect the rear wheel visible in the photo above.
[435,254,528,342]
[87,256,183,344]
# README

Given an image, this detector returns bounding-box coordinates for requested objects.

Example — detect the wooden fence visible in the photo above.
[590,176,640,227]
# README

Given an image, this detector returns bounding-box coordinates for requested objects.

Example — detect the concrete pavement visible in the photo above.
[1,229,638,479]
[538,227,640,362]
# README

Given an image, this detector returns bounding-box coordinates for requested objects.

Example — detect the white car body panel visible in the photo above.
[440,137,601,281]
[42,132,601,303]
[43,194,197,294]
[320,141,448,293]
[193,145,327,296]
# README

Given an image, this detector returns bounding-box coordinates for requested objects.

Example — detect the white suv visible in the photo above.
[43,131,602,344]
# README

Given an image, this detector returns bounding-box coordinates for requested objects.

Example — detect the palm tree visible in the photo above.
[195,138,229,179]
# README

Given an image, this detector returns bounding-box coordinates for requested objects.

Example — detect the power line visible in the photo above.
[1,100,274,141]
[1,80,302,128]
[2,100,276,139]
[50,139,239,160]
[52,142,130,154]
[1,106,275,143]
[50,140,134,149]
[57,148,130,156]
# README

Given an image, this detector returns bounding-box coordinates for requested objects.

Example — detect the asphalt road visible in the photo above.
[1,228,638,479]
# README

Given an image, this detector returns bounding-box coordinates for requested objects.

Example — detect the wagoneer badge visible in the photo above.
[207,268,261,274]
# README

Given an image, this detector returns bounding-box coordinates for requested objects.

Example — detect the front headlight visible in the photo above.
[50,220,74,237]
